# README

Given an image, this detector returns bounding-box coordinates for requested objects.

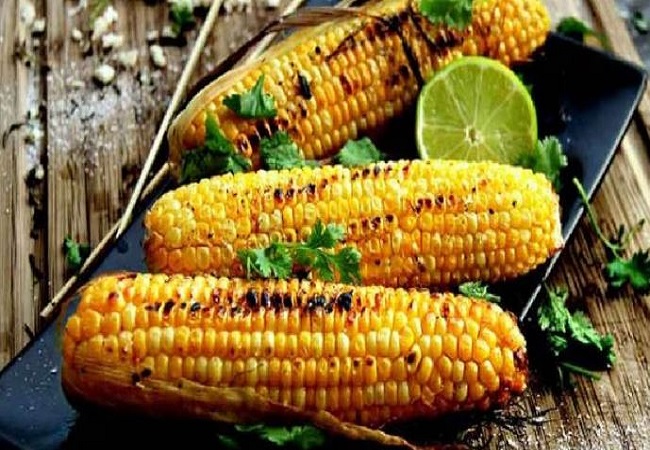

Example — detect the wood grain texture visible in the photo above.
[1,0,650,449]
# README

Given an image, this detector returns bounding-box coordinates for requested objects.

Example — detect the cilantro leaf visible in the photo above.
[180,114,252,183]
[63,236,91,273]
[333,137,385,168]
[419,0,473,29]
[556,16,609,48]
[633,11,649,34]
[260,131,318,170]
[535,286,616,387]
[237,220,361,283]
[606,250,650,291]
[458,281,500,303]
[238,243,293,279]
[224,75,277,119]
[519,137,568,192]
[170,0,195,35]
[573,178,650,292]
[232,424,325,450]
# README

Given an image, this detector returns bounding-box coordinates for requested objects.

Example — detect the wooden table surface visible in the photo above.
[1,0,649,448]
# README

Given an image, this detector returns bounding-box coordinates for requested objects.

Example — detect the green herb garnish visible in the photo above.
[632,11,649,34]
[574,178,650,292]
[556,16,608,47]
[519,136,568,192]
[63,236,91,272]
[334,137,385,168]
[260,131,318,170]
[419,0,473,29]
[180,114,251,183]
[170,0,196,35]
[234,425,325,449]
[224,74,277,119]
[238,220,361,284]
[458,281,500,303]
[89,0,110,25]
[536,287,616,387]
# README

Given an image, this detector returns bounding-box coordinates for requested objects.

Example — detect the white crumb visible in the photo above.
[161,25,177,39]
[115,49,138,68]
[34,164,44,181]
[93,64,116,85]
[146,30,159,42]
[71,28,83,42]
[91,5,118,41]
[31,18,46,34]
[20,0,36,27]
[68,79,86,89]
[265,0,280,8]
[149,45,167,68]
[101,32,124,50]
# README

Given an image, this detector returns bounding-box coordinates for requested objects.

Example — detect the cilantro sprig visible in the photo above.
[170,0,196,35]
[419,0,473,29]
[333,137,385,168]
[573,178,650,292]
[260,133,384,171]
[224,75,277,119]
[180,114,251,183]
[535,287,616,387]
[458,281,500,303]
[556,17,609,48]
[519,136,568,192]
[238,220,361,284]
[260,132,318,170]
[63,236,91,273]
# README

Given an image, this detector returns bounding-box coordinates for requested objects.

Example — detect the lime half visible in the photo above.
[415,56,537,164]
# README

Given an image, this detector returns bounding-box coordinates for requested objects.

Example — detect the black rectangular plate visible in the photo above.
[0,24,646,449]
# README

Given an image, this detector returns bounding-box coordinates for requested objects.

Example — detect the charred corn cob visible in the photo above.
[167,0,550,177]
[144,159,563,287]
[62,273,528,435]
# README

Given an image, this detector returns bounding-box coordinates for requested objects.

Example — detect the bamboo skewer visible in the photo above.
[114,0,224,240]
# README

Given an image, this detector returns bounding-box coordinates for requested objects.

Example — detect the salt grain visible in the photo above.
[115,49,138,68]
[93,64,116,85]
[31,18,46,34]
[149,45,167,68]
[101,32,124,50]
[265,0,280,9]
[71,28,83,42]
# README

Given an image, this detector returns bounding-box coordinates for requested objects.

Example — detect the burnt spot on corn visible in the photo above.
[153,302,162,311]
[298,103,308,118]
[140,368,152,378]
[286,188,296,200]
[273,188,284,202]
[340,74,353,95]
[144,304,155,311]
[337,291,353,311]
[261,291,271,308]
[314,45,322,55]
[271,293,283,309]
[441,302,451,318]
[365,357,375,366]
[108,292,118,302]
[180,302,187,309]
[297,73,312,100]
[514,348,528,371]
[246,290,258,308]
[190,302,201,313]
[163,300,175,316]
[131,373,141,385]
[406,351,417,364]
[212,289,220,303]
[386,214,395,223]
[489,208,495,215]
[283,294,293,308]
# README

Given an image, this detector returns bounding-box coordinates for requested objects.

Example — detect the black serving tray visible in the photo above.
[0,19,646,450]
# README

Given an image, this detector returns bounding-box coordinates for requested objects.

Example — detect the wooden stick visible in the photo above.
[114,0,224,240]
[40,164,171,319]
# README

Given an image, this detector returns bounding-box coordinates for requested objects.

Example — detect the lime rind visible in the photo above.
[415,56,537,165]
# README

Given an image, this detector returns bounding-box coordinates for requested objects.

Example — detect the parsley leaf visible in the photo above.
[556,17,608,47]
[63,236,91,272]
[573,178,650,292]
[458,281,500,303]
[606,250,650,291]
[224,74,277,119]
[238,220,361,284]
[260,131,318,170]
[333,137,385,168]
[519,136,568,192]
[180,114,252,183]
[170,0,195,35]
[419,0,473,29]
[536,287,616,387]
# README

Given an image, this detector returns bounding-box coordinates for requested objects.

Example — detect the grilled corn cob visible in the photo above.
[144,159,563,286]
[62,273,528,443]
[167,0,550,177]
